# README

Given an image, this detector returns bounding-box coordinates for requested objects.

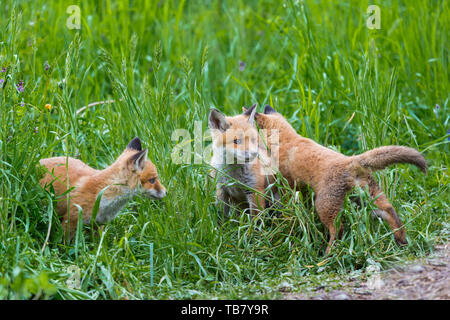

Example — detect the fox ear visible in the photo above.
[245,103,258,125]
[127,137,142,151]
[208,108,230,132]
[264,105,277,114]
[129,149,148,171]
[243,103,257,115]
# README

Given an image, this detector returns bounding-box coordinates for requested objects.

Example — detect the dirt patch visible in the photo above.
[284,243,450,300]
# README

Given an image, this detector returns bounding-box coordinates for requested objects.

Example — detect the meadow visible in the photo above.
[0,0,448,299]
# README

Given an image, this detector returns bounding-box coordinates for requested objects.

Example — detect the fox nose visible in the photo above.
[159,188,167,198]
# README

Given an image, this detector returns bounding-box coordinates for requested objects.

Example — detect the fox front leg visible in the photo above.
[223,201,231,216]
[216,187,231,216]
[246,192,265,215]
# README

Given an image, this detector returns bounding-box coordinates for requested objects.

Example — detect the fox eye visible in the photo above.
[233,138,242,144]
[148,178,156,184]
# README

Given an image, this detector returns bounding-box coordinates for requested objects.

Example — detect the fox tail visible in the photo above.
[354,146,427,173]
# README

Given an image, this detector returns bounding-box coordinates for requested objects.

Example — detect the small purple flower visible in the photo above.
[16,81,24,93]
[433,104,441,118]
[1,67,6,73]
[447,129,450,142]
[239,61,246,72]
[44,61,50,71]
[20,101,25,107]
[34,127,38,134]
[0,79,4,86]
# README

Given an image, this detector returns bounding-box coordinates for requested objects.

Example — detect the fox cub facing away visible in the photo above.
[39,137,166,238]
[245,105,427,253]
[209,105,277,215]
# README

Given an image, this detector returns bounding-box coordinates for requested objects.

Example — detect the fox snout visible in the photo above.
[144,183,167,199]
[156,185,167,199]
[228,148,258,164]
[144,188,167,199]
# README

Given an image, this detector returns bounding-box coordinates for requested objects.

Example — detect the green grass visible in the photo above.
[0,0,448,299]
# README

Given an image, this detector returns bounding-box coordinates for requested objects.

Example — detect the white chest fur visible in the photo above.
[95,192,135,224]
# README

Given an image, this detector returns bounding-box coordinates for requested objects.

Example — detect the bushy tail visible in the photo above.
[355,146,427,173]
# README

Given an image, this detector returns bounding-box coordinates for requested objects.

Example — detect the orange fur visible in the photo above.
[39,137,166,239]
[246,106,427,253]
[209,106,276,215]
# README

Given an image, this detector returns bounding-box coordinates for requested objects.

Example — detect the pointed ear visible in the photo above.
[245,103,258,125]
[208,108,230,132]
[242,107,248,113]
[129,149,148,171]
[243,103,257,116]
[127,137,142,151]
[264,105,277,114]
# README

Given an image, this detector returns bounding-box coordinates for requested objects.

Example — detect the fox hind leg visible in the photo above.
[314,188,346,255]
[365,176,407,245]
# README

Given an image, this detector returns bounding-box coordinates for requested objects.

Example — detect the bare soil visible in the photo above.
[284,243,450,300]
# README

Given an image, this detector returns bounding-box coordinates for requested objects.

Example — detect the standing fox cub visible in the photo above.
[39,137,166,239]
[245,105,427,253]
[209,105,277,215]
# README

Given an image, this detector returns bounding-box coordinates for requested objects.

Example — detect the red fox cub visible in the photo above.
[246,105,427,254]
[209,105,276,216]
[39,137,166,238]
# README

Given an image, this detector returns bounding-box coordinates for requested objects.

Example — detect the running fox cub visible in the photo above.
[209,105,276,215]
[246,105,427,253]
[39,137,166,238]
